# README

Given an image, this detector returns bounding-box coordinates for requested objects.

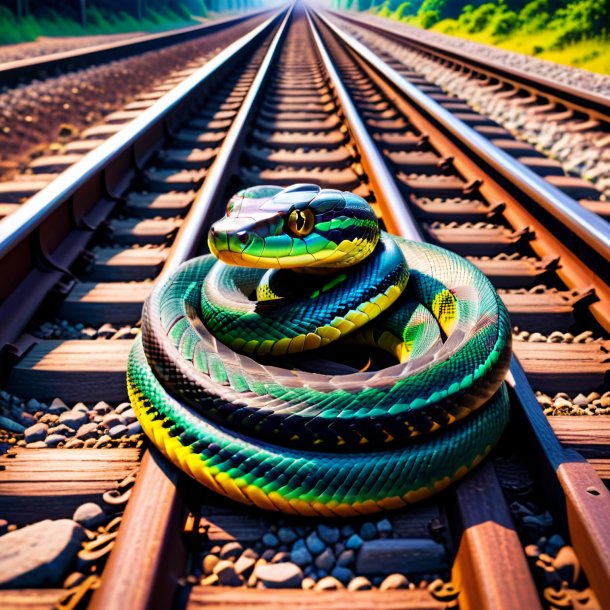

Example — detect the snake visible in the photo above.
[127,183,512,517]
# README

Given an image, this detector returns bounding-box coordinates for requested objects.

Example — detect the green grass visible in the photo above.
[0,5,200,46]
[431,19,610,74]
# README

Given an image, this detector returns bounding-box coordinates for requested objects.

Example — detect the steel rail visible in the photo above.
[329,9,610,122]
[0,10,270,87]
[305,12,423,242]
[0,11,284,356]
[88,7,294,610]
[312,10,610,608]
[318,11,610,267]
[308,12,541,610]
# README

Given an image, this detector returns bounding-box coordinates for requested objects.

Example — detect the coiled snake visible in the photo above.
[127,184,512,517]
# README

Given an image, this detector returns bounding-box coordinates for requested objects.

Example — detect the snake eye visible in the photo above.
[287,208,315,236]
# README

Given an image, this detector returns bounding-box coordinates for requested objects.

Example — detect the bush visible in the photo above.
[420,9,441,27]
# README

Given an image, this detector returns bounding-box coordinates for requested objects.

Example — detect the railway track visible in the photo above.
[0,3,609,610]
[326,10,610,216]
[0,11,267,88]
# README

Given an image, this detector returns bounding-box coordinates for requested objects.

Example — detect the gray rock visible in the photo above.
[19,412,37,426]
[306,532,325,555]
[348,576,373,591]
[45,434,66,447]
[234,554,256,576]
[120,408,137,424]
[47,424,73,437]
[72,503,105,529]
[380,573,409,590]
[220,541,243,561]
[0,519,85,587]
[317,524,340,544]
[101,414,122,429]
[314,547,335,571]
[24,423,48,443]
[213,559,243,586]
[290,542,313,568]
[26,398,42,412]
[26,441,47,448]
[336,549,355,566]
[345,534,363,550]
[108,424,128,439]
[92,402,112,414]
[0,415,25,434]
[75,423,98,440]
[341,525,355,538]
[48,398,69,414]
[277,527,297,544]
[331,566,354,584]
[116,403,133,414]
[255,562,303,588]
[58,411,88,431]
[376,518,393,535]
[72,403,90,414]
[360,522,377,540]
[126,421,142,436]
[314,576,344,590]
[262,533,279,548]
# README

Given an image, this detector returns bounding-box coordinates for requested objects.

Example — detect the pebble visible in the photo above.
[348,576,373,591]
[317,524,340,544]
[331,566,354,584]
[45,434,66,447]
[72,503,105,529]
[116,403,133,414]
[553,546,580,584]
[58,411,88,431]
[102,414,122,429]
[220,541,243,561]
[302,576,316,590]
[120,408,137,424]
[306,532,325,555]
[290,541,313,567]
[108,424,128,439]
[26,441,47,449]
[336,549,355,566]
[377,518,393,535]
[314,547,335,571]
[0,416,25,434]
[24,423,48,443]
[262,533,279,548]
[341,525,355,537]
[234,555,256,576]
[315,576,344,590]
[0,519,85,587]
[203,554,219,575]
[380,573,409,590]
[360,522,377,540]
[75,422,98,440]
[345,534,364,550]
[277,527,297,544]
[126,421,142,435]
[213,560,243,586]
[48,398,69,414]
[271,551,290,564]
[255,562,303,589]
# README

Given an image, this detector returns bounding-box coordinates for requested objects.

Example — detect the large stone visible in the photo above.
[72,503,105,529]
[0,519,85,587]
[58,411,88,431]
[255,562,303,589]
[213,560,243,586]
[356,539,447,575]
[24,423,48,443]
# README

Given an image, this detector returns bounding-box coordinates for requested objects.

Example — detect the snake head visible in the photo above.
[208,184,380,269]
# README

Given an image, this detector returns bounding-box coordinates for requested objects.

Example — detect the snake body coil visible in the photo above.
[127,184,512,517]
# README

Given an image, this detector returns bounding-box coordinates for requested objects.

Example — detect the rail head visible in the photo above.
[0,12,282,264]
[329,9,610,121]
[305,10,423,242]
[316,10,610,265]
[88,8,294,610]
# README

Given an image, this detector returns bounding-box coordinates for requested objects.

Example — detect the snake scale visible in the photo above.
[127,184,512,517]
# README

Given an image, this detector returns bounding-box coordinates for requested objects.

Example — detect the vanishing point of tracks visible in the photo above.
[0,4,609,610]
